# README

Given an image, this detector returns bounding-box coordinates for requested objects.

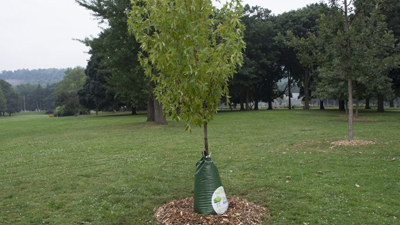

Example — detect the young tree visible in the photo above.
[318,0,399,140]
[128,0,245,156]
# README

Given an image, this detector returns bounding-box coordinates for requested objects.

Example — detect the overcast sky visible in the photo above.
[0,0,322,71]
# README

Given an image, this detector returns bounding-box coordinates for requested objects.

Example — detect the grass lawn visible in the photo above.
[0,109,399,224]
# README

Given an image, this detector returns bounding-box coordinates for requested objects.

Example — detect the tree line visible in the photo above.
[2,0,399,124]
[0,68,65,86]
[72,0,399,117]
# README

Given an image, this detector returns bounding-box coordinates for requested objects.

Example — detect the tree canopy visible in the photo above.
[128,0,245,154]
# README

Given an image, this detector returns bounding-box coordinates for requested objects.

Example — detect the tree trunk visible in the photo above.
[267,100,273,110]
[319,100,325,110]
[245,90,250,110]
[303,69,310,110]
[365,97,371,109]
[240,91,245,111]
[339,100,345,111]
[344,0,353,141]
[254,101,259,110]
[288,75,292,110]
[355,98,359,118]
[95,109,98,116]
[154,99,167,124]
[390,100,394,107]
[377,94,385,112]
[147,93,155,122]
[203,122,209,156]
[347,78,354,141]
[131,106,137,115]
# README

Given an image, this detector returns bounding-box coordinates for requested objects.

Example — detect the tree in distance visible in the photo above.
[317,0,400,140]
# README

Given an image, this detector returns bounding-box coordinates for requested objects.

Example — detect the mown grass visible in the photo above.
[0,109,399,224]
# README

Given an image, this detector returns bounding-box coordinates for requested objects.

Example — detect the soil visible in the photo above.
[154,197,269,225]
[331,140,375,146]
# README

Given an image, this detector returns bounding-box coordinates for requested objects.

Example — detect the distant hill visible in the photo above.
[0,68,66,86]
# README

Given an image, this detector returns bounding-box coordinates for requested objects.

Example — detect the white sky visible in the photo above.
[0,0,321,71]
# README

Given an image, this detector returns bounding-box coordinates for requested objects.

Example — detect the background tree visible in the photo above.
[0,79,21,116]
[54,67,86,116]
[76,0,161,122]
[317,0,399,140]
[0,68,65,86]
[16,83,55,112]
[274,3,327,109]
[0,83,7,115]
[78,54,120,115]
[230,5,281,111]
[128,0,245,156]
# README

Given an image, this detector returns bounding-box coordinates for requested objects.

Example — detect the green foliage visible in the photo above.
[76,0,149,110]
[16,83,55,112]
[0,79,21,115]
[128,0,245,129]
[0,84,7,112]
[78,54,120,113]
[54,67,86,116]
[317,0,400,100]
[274,3,329,105]
[230,5,281,110]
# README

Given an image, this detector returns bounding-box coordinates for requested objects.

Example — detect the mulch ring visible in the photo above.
[154,197,269,225]
[331,140,375,146]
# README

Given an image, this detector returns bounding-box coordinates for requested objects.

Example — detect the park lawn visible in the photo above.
[0,109,399,224]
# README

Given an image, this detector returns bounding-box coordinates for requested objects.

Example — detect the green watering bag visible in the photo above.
[194,151,228,214]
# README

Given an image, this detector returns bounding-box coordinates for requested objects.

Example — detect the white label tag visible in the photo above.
[211,186,228,214]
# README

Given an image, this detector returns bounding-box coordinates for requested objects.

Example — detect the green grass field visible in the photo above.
[1,109,399,224]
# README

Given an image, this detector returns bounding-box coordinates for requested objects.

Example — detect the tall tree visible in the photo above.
[54,67,86,116]
[128,0,245,156]
[0,84,7,115]
[318,0,399,140]
[78,54,120,115]
[275,3,328,109]
[0,79,20,116]
[230,5,281,111]
[76,0,161,121]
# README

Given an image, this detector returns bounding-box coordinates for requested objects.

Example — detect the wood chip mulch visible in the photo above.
[331,140,375,146]
[154,197,269,225]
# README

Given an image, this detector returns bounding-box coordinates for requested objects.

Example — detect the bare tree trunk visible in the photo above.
[339,100,345,111]
[240,91,245,111]
[355,98,359,118]
[95,109,98,116]
[147,93,155,122]
[320,100,325,110]
[347,78,354,140]
[131,106,137,115]
[344,0,353,141]
[154,99,167,124]
[203,122,209,156]
[288,74,292,110]
[377,94,385,112]
[365,97,371,109]
[254,101,259,110]
[267,100,273,110]
[245,90,250,110]
[303,69,310,110]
